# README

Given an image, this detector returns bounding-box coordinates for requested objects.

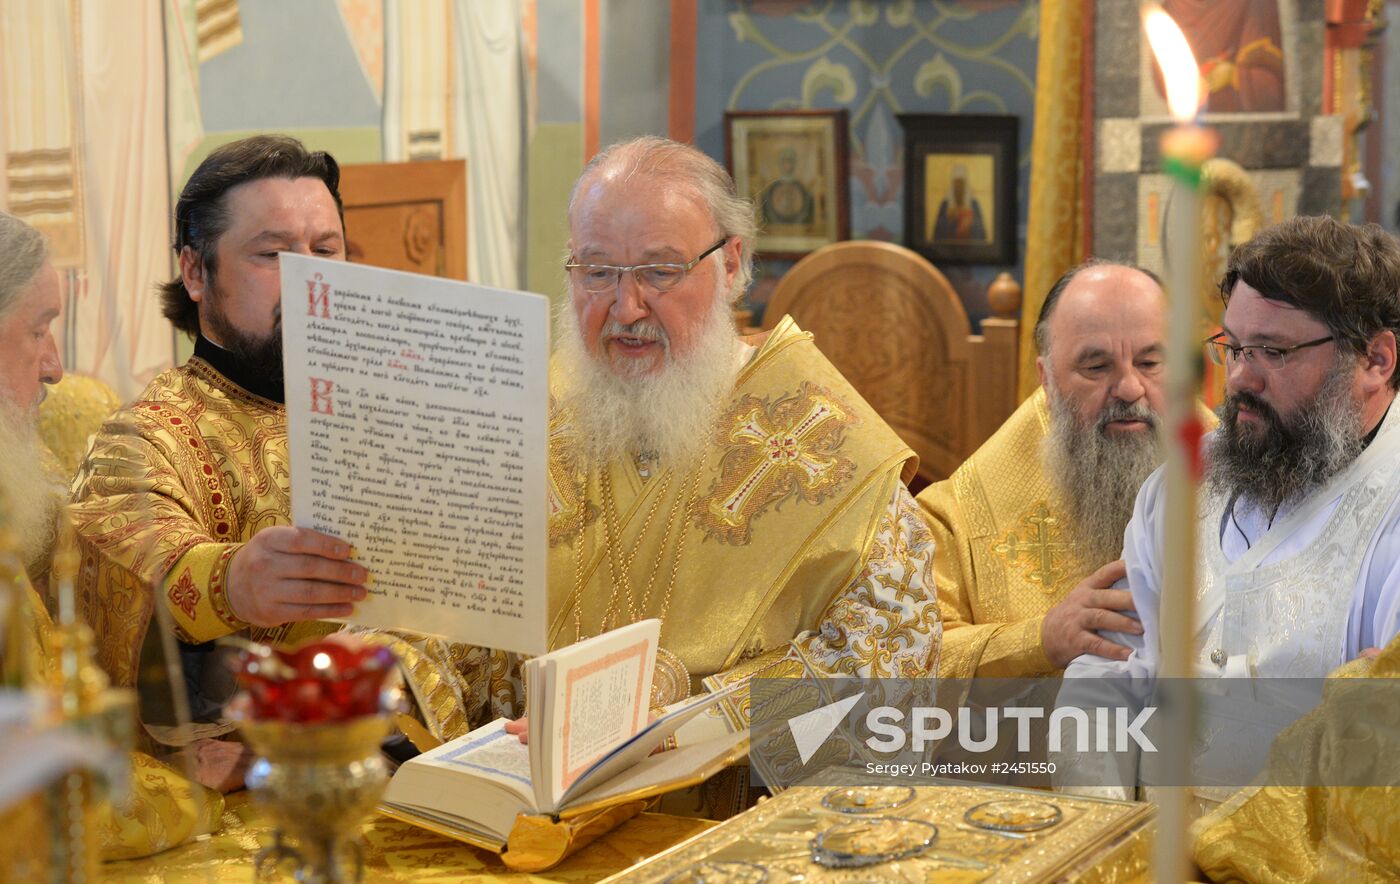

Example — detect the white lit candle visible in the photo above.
[1143,7,1217,881]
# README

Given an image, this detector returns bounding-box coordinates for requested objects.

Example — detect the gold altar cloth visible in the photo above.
[103,792,715,882]
[606,780,1155,882]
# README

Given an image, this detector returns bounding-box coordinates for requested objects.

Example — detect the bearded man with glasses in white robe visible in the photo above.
[1055,215,1400,878]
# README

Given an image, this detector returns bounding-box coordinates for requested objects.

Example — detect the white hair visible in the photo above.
[568,136,758,302]
[0,406,60,571]
[0,212,47,319]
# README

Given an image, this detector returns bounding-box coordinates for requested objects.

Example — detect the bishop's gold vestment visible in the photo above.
[0,565,223,862]
[917,388,1213,680]
[915,388,1083,679]
[397,317,944,741]
[68,356,328,693]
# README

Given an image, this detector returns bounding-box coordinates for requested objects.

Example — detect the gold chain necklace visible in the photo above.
[599,468,673,632]
[570,453,706,643]
[633,465,705,621]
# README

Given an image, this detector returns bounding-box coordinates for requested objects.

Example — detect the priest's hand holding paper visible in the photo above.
[1041,559,1142,669]
[226,526,368,626]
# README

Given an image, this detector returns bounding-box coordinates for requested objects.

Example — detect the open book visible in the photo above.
[381,620,748,845]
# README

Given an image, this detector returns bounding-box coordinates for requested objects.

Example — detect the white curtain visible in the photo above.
[452,1,526,290]
[165,0,206,197]
[383,0,527,290]
[77,0,175,395]
[0,0,81,264]
[0,0,175,398]
[382,0,453,163]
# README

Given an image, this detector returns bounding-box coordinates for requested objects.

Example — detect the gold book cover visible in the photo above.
[605,777,1155,882]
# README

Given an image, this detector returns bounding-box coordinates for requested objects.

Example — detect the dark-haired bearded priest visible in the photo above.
[68,135,359,756]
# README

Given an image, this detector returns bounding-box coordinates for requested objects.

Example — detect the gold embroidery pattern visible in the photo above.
[697,382,858,545]
[989,502,1074,593]
[792,485,942,679]
[207,546,242,629]
[545,411,597,546]
[69,360,289,686]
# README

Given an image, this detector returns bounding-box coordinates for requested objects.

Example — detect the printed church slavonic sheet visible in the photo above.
[280,253,550,655]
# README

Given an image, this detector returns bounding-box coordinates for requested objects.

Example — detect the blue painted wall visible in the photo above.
[693,0,1039,325]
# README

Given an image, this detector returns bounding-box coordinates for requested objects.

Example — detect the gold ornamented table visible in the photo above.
[604,781,1155,882]
[103,792,716,882]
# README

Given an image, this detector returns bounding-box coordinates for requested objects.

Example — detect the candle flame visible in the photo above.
[1143,6,1202,123]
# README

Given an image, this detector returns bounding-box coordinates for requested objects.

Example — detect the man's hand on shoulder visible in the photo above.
[1040,559,1142,669]
[226,526,368,627]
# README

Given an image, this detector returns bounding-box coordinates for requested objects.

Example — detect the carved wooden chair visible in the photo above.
[761,240,1020,487]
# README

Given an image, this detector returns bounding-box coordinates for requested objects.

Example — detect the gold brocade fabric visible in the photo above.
[406,317,933,739]
[917,389,1217,681]
[1,573,223,861]
[38,373,123,479]
[0,792,51,884]
[1019,0,1087,401]
[102,792,715,882]
[548,317,918,684]
[916,388,1083,680]
[67,357,328,691]
[100,749,225,861]
[1191,637,1400,882]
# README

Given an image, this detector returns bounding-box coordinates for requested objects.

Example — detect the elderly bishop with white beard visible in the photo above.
[398,137,942,768]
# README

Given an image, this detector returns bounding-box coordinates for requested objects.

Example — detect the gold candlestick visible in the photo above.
[44,518,137,883]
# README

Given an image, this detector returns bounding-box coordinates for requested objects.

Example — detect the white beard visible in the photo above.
[553,285,741,468]
[0,406,60,572]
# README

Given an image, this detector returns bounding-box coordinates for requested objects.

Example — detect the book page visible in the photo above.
[430,720,533,791]
[384,719,535,839]
[280,254,549,655]
[530,620,659,807]
[560,680,744,806]
[567,729,750,811]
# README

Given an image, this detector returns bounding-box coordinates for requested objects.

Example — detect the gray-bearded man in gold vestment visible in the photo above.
[0,209,222,860]
[404,136,943,751]
[916,261,1171,679]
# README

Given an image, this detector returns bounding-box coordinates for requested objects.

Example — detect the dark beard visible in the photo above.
[204,286,283,387]
[1206,362,1365,517]
[1045,392,1164,569]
